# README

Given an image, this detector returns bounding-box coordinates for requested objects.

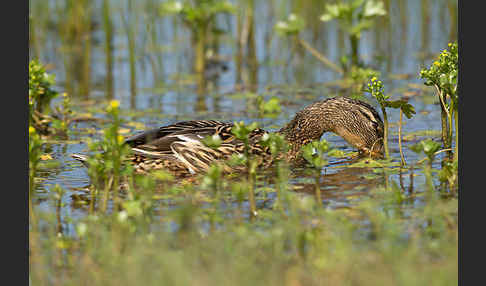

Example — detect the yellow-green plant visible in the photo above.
[349,65,380,99]
[366,77,415,160]
[86,100,133,212]
[29,60,72,136]
[420,42,458,161]
[29,60,60,133]
[256,96,281,118]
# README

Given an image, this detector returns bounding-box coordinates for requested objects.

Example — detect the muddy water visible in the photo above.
[29,0,456,230]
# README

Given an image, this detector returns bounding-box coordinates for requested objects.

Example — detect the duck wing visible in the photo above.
[124,120,231,147]
[126,120,268,174]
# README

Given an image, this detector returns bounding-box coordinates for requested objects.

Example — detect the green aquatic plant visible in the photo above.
[260,132,290,212]
[256,96,282,118]
[29,60,73,136]
[160,0,236,78]
[29,163,458,285]
[274,13,305,36]
[366,76,415,161]
[348,65,380,99]
[29,126,42,226]
[420,42,458,161]
[410,139,441,166]
[85,100,134,212]
[302,140,330,206]
[52,92,72,135]
[410,138,442,193]
[320,0,387,67]
[438,159,458,193]
[231,121,260,218]
[29,60,58,115]
[274,2,385,92]
[29,60,59,133]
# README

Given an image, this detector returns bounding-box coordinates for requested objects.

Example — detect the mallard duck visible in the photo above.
[72,96,384,177]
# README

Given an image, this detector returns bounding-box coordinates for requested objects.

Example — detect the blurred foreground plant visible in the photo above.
[302,140,331,206]
[231,121,260,218]
[29,59,73,136]
[260,132,290,212]
[85,100,133,212]
[29,126,42,226]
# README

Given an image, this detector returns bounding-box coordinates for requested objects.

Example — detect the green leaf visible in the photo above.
[319,13,334,22]
[260,97,282,116]
[421,139,441,158]
[203,134,222,148]
[384,100,415,119]
[275,13,305,36]
[320,4,341,22]
[363,0,387,17]
[349,19,374,37]
[302,140,330,168]
[231,121,258,140]
[160,1,184,15]
[409,142,424,154]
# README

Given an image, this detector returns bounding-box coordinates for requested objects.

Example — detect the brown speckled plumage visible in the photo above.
[72,96,384,177]
[279,96,384,163]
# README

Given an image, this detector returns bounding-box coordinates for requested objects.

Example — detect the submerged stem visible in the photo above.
[245,140,257,219]
[314,169,322,207]
[399,109,406,166]
[381,107,390,159]
[435,85,451,150]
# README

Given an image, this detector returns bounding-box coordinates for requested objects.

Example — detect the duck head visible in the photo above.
[279,96,384,159]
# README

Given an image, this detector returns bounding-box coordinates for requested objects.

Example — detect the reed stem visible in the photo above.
[399,109,406,166]
[381,107,390,159]
[245,140,257,219]
[102,0,114,100]
[314,169,322,207]
[297,37,343,74]
[350,34,359,67]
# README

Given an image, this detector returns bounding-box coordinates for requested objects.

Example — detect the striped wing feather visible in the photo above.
[126,120,270,174]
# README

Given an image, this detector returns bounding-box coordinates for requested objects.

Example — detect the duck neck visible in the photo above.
[278,107,333,161]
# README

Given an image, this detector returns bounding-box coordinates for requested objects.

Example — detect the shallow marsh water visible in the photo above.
[30,0,457,233]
